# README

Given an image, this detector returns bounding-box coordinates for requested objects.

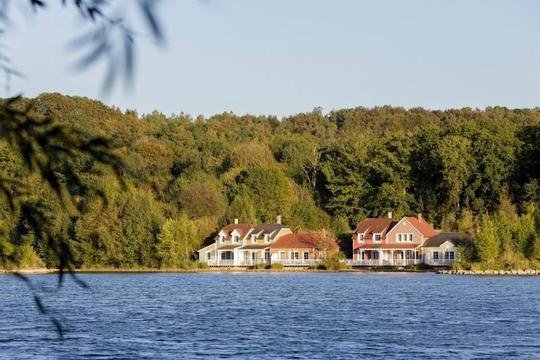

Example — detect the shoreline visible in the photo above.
[3,267,540,276]
[439,269,540,276]
[2,267,435,275]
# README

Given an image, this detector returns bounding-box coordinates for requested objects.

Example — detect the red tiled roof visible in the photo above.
[220,223,252,239]
[357,243,421,249]
[270,232,338,250]
[405,217,438,237]
[354,218,396,237]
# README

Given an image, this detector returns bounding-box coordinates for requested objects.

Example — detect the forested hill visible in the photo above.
[1,93,540,268]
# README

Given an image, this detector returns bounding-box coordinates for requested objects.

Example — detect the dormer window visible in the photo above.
[232,235,239,243]
[251,234,257,243]
[373,233,381,242]
[264,234,270,243]
[219,234,225,243]
[357,233,364,243]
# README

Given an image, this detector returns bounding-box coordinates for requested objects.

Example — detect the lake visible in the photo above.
[0,272,539,359]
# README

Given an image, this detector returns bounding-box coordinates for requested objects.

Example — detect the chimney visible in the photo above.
[387,212,393,219]
[234,218,239,224]
[276,215,282,224]
[417,213,422,221]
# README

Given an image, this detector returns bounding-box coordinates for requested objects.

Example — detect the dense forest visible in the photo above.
[1,93,540,269]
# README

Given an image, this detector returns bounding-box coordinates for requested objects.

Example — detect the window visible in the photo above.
[280,251,286,260]
[303,252,309,260]
[445,251,455,260]
[291,252,299,260]
[397,233,413,242]
[219,234,225,243]
[358,233,364,242]
[373,233,381,242]
[221,251,234,260]
[433,251,439,262]
[264,234,270,243]
[373,251,379,260]
[251,234,257,243]
[232,235,239,243]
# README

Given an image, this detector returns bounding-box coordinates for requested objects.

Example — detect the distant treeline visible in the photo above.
[1,93,539,269]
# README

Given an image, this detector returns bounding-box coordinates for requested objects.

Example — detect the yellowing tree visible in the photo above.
[157,215,200,269]
[476,214,500,263]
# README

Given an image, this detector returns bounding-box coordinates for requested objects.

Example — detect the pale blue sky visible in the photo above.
[6,0,540,117]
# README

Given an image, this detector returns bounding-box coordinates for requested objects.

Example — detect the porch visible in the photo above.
[347,258,422,266]
[275,259,321,266]
[353,248,422,267]
[206,259,272,267]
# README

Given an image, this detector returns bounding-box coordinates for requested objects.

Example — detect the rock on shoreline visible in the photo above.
[439,269,540,276]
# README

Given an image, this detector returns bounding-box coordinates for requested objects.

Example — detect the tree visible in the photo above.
[225,195,258,225]
[271,135,320,188]
[475,214,500,263]
[157,215,200,269]
[436,135,475,211]
[289,187,331,231]
[319,138,370,223]
[234,165,294,222]
[517,204,538,259]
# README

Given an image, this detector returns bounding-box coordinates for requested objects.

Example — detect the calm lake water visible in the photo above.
[0,272,539,359]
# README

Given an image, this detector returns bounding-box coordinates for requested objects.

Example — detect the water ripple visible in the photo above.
[0,273,539,359]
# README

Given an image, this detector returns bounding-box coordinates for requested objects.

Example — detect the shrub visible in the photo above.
[270,262,284,270]
[255,263,267,270]
[321,252,349,271]
[15,244,44,269]
[196,261,208,270]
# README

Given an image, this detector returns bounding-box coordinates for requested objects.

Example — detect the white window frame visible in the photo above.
[397,233,413,242]
[357,233,365,243]
[291,251,299,260]
[373,233,382,242]
[303,251,309,260]
[264,234,270,243]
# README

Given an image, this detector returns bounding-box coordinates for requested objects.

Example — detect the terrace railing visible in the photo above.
[207,259,235,267]
[278,259,320,267]
[424,259,455,266]
[347,259,422,266]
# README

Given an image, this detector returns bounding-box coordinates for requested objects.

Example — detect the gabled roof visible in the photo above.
[423,232,470,247]
[250,224,289,240]
[219,223,252,239]
[405,217,438,237]
[270,232,337,249]
[354,218,396,236]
